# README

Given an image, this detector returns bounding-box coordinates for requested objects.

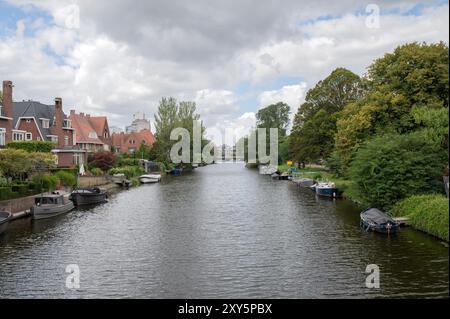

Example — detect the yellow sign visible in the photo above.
[287,160,293,166]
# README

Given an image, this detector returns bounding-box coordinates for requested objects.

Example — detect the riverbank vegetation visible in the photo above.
[249,42,449,239]
[392,195,449,241]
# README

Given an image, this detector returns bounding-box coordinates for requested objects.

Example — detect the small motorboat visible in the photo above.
[169,168,182,176]
[360,208,399,234]
[112,173,131,188]
[314,182,340,198]
[0,210,12,235]
[70,187,107,206]
[139,174,162,184]
[294,178,315,188]
[279,172,290,180]
[32,193,74,220]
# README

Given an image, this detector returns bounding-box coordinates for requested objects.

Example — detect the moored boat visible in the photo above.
[0,210,12,235]
[279,172,290,180]
[167,168,182,176]
[139,174,162,184]
[314,182,340,198]
[271,173,280,180]
[70,188,107,206]
[293,178,315,188]
[32,193,74,220]
[360,208,399,234]
[112,173,131,187]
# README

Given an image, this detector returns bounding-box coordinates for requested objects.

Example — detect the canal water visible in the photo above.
[0,163,448,298]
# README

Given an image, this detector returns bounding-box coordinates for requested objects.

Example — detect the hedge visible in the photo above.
[391,194,449,241]
[7,141,55,153]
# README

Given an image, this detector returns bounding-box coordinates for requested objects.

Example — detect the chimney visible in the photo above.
[54,97,63,129]
[2,81,13,118]
[70,109,75,115]
[80,112,84,117]
[2,81,13,143]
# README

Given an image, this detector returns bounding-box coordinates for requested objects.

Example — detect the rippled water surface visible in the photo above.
[0,163,448,298]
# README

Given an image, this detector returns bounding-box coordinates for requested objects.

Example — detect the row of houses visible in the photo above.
[0,80,155,168]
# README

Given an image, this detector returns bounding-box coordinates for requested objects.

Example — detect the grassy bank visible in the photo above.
[391,194,449,242]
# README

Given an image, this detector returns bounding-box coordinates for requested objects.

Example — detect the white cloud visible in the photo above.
[258,83,307,111]
[0,0,448,142]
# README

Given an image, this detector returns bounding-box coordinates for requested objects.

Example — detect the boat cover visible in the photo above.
[362,208,395,224]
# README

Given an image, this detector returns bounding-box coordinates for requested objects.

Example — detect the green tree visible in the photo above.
[290,68,364,163]
[334,42,449,175]
[349,132,444,209]
[0,149,55,180]
[256,102,290,136]
[151,97,205,166]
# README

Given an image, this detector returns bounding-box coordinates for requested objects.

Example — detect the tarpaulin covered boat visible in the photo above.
[360,208,399,234]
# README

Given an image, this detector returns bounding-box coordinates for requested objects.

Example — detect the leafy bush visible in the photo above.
[0,186,13,201]
[0,149,56,180]
[118,157,140,167]
[54,170,77,187]
[90,167,103,176]
[11,184,29,197]
[32,174,58,192]
[109,166,144,179]
[88,151,118,171]
[350,132,445,209]
[7,141,55,153]
[392,194,449,241]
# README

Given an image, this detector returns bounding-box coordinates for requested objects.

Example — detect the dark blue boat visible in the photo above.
[360,208,399,234]
[168,168,182,176]
[314,182,340,198]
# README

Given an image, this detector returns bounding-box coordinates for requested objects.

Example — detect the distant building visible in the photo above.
[112,129,155,154]
[109,126,124,134]
[69,111,111,153]
[126,112,151,133]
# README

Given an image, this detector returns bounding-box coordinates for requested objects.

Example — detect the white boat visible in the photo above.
[139,174,162,184]
[32,193,74,220]
[0,211,12,235]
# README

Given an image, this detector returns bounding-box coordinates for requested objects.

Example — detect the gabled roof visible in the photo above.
[88,116,109,137]
[69,112,104,145]
[12,101,67,137]
[112,129,155,152]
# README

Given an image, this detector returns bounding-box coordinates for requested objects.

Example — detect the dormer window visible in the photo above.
[63,119,71,128]
[89,131,98,139]
[41,119,50,129]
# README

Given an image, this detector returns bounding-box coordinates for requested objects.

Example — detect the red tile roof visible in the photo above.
[112,129,155,153]
[69,112,104,145]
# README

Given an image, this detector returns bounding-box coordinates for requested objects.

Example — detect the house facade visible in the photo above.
[0,80,86,168]
[69,111,112,153]
[112,129,155,154]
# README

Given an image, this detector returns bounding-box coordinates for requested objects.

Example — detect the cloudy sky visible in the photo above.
[0,0,448,144]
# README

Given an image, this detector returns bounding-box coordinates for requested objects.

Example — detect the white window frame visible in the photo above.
[64,135,69,146]
[41,119,50,129]
[13,131,25,141]
[25,132,33,141]
[63,119,71,128]
[89,131,98,139]
[0,128,5,146]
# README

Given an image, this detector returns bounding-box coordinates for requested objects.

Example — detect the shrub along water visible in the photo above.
[392,195,449,242]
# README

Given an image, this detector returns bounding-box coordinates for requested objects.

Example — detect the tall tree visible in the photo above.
[334,42,449,175]
[289,68,364,162]
[256,102,290,136]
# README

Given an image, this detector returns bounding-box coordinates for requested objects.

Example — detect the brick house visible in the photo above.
[69,111,112,153]
[112,129,155,154]
[0,80,86,168]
